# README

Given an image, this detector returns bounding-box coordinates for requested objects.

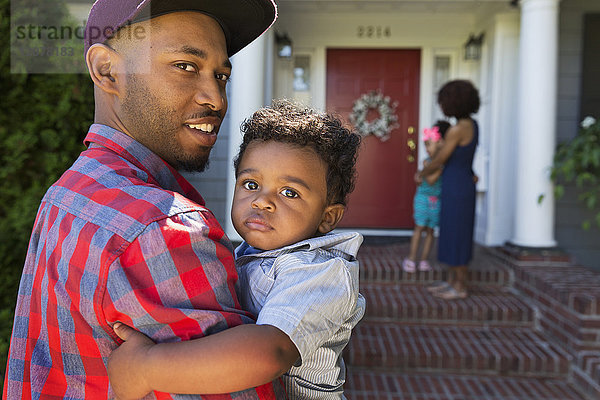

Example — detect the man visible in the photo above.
[3,0,285,398]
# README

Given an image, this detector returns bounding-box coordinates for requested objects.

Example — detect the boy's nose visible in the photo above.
[251,194,275,212]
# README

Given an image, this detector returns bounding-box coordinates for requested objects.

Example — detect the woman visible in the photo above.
[418,80,480,300]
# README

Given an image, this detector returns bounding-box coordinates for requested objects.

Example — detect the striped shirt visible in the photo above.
[3,124,285,400]
[235,232,366,399]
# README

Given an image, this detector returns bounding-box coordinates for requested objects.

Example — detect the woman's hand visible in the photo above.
[108,323,155,400]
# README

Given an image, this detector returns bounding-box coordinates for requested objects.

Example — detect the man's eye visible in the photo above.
[243,181,258,190]
[281,188,298,198]
[175,63,196,72]
[216,73,230,82]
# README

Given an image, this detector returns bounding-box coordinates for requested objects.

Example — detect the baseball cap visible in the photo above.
[84,0,277,57]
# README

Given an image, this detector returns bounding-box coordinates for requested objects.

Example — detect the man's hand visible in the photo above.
[108,323,155,400]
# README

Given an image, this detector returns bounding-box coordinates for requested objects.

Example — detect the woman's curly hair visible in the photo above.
[437,80,480,119]
[234,99,361,206]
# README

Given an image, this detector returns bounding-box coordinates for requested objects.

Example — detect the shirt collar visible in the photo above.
[83,124,205,205]
[236,231,363,261]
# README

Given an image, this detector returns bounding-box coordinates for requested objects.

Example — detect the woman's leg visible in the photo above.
[433,265,468,299]
[453,265,468,293]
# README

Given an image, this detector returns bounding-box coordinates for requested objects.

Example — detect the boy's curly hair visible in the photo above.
[234,99,361,206]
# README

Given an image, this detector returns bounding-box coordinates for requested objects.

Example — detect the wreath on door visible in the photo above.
[349,90,399,141]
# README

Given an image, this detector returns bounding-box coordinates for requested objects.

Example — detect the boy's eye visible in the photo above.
[243,181,258,190]
[280,188,299,198]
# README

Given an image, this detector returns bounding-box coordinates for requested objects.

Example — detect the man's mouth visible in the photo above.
[185,123,215,133]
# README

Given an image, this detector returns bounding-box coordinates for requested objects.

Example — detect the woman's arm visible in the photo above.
[107,322,299,399]
[419,125,462,177]
[424,166,443,185]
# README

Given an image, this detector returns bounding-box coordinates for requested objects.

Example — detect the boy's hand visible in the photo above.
[108,323,155,400]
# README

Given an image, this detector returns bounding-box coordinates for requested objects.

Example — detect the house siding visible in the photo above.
[182,116,232,227]
[555,0,600,270]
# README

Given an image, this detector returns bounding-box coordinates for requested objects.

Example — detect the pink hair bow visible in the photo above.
[423,126,441,142]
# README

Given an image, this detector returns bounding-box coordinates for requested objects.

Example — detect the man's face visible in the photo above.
[117,12,231,171]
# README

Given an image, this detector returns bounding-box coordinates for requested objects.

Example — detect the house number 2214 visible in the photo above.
[357,26,391,38]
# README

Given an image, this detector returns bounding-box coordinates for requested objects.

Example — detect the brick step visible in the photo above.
[572,355,600,400]
[344,370,590,400]
[362,283,535,326]
[358,245,511,286]
[346,323,572,378]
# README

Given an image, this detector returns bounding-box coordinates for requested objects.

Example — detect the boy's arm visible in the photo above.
[108,322,299,399]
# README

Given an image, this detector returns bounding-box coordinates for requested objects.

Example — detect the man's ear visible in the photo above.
[318,204,346,234]
[86,44,121,96]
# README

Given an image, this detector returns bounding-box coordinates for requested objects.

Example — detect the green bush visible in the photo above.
[0,0,94,387]
[551,116,600,230]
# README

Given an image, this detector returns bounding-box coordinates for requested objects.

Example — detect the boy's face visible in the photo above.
[232,141,344,250]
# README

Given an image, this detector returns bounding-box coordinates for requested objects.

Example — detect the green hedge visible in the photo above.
[1,0,94,387]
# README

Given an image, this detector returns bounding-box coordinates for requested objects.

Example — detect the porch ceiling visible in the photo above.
[277,0,514,14]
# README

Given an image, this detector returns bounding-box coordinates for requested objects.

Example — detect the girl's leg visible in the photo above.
[404,226,424,273]
[417,228,434,271]
[421,227,434,261]
[408,225,424,262]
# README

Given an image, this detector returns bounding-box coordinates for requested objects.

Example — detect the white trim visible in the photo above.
[335,228,413,237]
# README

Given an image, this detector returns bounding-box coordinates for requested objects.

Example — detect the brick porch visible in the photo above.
[344,237,600,400]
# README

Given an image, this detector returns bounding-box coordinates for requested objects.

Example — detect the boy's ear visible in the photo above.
[318,204,346,234]
[86,44,122,96]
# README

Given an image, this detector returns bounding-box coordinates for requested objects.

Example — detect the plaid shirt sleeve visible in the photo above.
[102,210,286,399]
[103,210,252,340]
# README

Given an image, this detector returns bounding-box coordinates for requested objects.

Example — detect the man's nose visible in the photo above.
[194,76,226,112]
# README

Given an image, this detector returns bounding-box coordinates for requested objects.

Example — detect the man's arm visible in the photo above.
[103,212,288,398]
[108,322,299,399]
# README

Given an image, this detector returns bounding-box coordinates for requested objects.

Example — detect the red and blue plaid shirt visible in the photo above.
[3,124,285,399]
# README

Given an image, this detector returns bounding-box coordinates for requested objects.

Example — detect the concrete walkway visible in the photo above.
[344,237,600,400]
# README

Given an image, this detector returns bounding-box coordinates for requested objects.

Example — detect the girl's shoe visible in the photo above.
[418,260,432,271]
[402,258,416,273]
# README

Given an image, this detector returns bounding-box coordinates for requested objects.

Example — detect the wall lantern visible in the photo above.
[464,33,484,60]
[275,32,293,58]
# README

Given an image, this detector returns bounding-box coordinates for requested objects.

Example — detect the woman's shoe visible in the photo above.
[426,281,450,293]
[402,258,416,273]
[418,260,432,271]
[433,286,468,300]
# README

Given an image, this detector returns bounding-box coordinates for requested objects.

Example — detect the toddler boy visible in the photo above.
[108,100,365,400]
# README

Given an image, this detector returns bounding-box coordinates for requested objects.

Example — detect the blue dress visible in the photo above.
[438,119,478,266]
[413,157,442,229]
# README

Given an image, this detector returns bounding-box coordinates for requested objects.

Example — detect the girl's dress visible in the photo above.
[413,157,442,229]
[438,119,478,266]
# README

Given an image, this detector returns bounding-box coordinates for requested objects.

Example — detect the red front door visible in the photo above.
[326,49,421,228]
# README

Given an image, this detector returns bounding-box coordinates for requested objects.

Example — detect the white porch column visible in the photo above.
[512,0,560,247]
[224,34,269,241]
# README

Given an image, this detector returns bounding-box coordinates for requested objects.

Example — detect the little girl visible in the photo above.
[403,121,450,272]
